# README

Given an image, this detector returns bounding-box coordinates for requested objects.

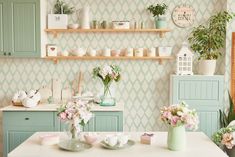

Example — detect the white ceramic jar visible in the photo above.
[135,48,144,57]
[126,48,134,57]
[147,47,156,57]
[103,48,111,57]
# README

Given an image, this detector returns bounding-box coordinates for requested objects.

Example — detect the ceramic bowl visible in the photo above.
[84,134,98,144]
[68,24,79,29]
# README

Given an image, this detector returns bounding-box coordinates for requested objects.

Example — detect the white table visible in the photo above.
[8,132,228,157]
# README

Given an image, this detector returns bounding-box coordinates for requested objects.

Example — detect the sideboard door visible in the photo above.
[170,75,224,137]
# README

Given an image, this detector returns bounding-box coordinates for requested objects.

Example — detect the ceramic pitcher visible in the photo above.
[167,125,186,151]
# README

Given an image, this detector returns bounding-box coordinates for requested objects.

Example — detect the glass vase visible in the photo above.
[100,83,116,106]
[66,119,81,140]
[167,125,186,151]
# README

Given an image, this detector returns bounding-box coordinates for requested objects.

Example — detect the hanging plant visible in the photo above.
[53,0,75,14]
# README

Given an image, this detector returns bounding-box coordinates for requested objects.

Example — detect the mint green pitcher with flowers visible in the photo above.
[167,125,186,151]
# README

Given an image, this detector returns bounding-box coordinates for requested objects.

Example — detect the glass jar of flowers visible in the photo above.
[57,100,93,140]
[212,125,235,157]
[161,102,199,151]
[93,65,121,106]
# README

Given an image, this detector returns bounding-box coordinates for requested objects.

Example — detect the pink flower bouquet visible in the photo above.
[160,102,199,130]
[57,100,93,139]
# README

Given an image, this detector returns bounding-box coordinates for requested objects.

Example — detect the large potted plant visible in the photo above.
[147,3,168,29]
[188,11,234,75]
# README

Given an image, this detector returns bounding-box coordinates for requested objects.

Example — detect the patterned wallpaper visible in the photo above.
[0,0,229,155]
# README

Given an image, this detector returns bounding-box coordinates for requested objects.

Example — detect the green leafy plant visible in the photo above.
[53,0,75,14]
[212,126,235,148]
[219,92,235,128]
[188,11,235,60]
[147,3,168,18]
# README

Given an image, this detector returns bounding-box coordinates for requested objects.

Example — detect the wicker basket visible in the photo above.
[12,100,40,107]
[12,101,23,106]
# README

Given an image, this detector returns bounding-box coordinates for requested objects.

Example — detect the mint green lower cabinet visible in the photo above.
[170,75,224,138]
[3,110,123,157]
[3,111,59,157]
[84,112,123,132]
[59,111,123,132]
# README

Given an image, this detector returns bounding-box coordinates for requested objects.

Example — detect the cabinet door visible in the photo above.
[8,0,40,57]
[0,0,7,56]
[170,75,224,137]
[84,112,123,132]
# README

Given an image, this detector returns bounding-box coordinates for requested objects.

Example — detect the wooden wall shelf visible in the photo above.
[44,28,170,38]
[44,56,174,64]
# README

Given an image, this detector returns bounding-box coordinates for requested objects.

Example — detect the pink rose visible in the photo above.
[171,116,180,126]
[59,112,67,120]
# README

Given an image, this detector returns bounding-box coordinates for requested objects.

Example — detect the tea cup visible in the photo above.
[117,134,129,147]
[104,135,118,147]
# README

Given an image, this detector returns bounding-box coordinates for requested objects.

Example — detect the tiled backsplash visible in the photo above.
[0,0,230,155]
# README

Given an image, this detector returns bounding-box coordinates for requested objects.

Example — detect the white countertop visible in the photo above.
[0,103,124,112]
[8,132,227,157]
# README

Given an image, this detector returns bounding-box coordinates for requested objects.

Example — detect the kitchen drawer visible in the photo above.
[3,111,55,126]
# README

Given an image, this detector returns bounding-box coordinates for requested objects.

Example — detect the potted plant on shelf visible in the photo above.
[188,11,234,75]
[47,0,75,29]
[147,3,168,29]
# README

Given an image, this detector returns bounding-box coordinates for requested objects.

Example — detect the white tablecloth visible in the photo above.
[8,132,228,157]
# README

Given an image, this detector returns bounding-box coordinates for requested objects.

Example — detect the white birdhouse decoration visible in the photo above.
[176,42,194,75]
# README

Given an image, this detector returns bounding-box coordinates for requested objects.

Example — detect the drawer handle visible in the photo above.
[25,118,29,120]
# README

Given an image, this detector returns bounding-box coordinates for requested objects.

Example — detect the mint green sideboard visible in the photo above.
[170,75,224,138]
[3,111,123,157]
[0,0,40,57]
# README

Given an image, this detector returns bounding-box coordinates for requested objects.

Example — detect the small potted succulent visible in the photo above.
[147,3,168,29]
[188,11,234,75]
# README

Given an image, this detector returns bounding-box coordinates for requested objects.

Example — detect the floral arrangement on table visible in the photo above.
[160,102,199,130]
[93,65,121,106]
[212,125,235,149]
[57,100,93,139]
[161,102,199,151]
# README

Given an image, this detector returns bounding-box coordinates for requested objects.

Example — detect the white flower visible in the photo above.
[100,65,113,79]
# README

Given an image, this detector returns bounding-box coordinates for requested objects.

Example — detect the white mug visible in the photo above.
[104,135,118,147]
[135,48,144,57]
[147,47,156,57]
[87,48,96,56]
[103,48,111,57]
[126,48,134,57]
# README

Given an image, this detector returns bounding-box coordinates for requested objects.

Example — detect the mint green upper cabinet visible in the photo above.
[8,0,40,57]
[1,0,40,57]
[0,1,7,56]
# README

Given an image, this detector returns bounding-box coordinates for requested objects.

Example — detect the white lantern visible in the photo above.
[176,42,194,75]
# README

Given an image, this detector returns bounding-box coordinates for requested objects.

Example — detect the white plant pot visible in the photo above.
[47,14,68,29]
[198,60,216,75]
